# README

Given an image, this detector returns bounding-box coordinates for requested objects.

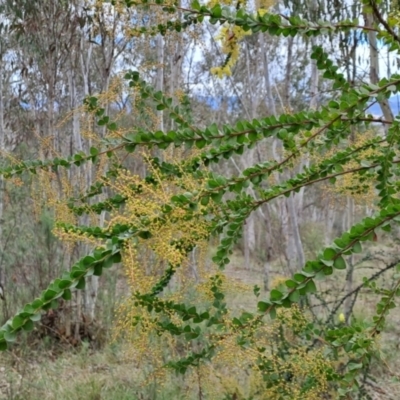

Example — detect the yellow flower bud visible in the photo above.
[338,313,345,323]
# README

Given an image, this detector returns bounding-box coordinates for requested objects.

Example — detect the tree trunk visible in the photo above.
[0,42,6,307]
[264,36,305,275]
[364,10,393,123]
[287,194,305,270]
[344,197,355,322]
[156,34,164,132]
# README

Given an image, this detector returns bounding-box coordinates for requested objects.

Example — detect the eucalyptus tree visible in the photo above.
[0,0,136,333]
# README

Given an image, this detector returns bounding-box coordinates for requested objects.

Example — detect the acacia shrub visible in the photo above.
[0,0,399,398]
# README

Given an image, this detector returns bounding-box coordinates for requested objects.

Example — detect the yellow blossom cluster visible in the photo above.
[107,167,333,400]
[311,130,381,207]
[209,0,275,78]
[210,25,251,78]
[177,305,333,399]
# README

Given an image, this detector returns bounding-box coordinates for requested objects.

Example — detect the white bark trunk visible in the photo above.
[344,197,355,322]
[264,36,305,274]
[287,194,305,270]
[243,215,256,270]
[0,43,5,291]
[364,11,393,123]
[156,34,164,132]
[280,198,296,274]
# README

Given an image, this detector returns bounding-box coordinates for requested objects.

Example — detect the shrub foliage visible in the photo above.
[1,0,400,397]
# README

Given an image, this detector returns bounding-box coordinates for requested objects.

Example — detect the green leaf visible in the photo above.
[257,301,270,312]
[23,320,34,332]
[289,290,300,302]
[232,317,242,326]
[321,258,334,267]
[103,256,114,269]
[270,289,283,301]
[32,299,43,310]
[76,278,86,290]
[334,256,346,270]
[59,280,71,289]
[352,241,362,253]
[44,289,58,301]
[210,3,222,17]
[12,316,25,330]
[323,247,337,260]
[191,0,201,10]
[305,280,317,294]
[211,191,224,203]
[30,313,41,322]
[200,196,209,206]
[4,331,16,342]
[348,362,363,371]
[381,224,391,232]
[93,263,103,276]
[293,273,306,282]
[107,122,118,131]
[285,280,297,288]
[138,231,152,239]
[62,289,72,301]
[195,139,207,149]
[82,256,96,266]
[71,268,85,278]
[112,253,122,263]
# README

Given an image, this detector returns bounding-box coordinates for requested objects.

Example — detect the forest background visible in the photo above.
[0,0,399,399]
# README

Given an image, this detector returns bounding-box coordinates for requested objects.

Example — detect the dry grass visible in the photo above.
[0,343,184,400]
[2,238,400,399]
